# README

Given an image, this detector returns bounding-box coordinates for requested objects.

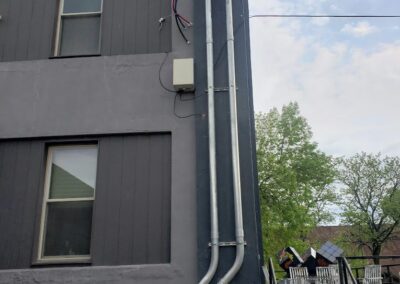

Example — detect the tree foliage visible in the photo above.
[256,102,336,258]
[337,153,400,263]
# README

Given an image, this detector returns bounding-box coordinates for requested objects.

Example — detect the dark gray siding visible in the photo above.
[194,0,264,282]
[0,0,171,62]
[0,0,58,62]
[92,134,171,265]
[0,141,45,269]
[0,133,171,269]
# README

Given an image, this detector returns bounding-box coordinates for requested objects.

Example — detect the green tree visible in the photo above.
[337,153,400,263]
[256,102,336,259]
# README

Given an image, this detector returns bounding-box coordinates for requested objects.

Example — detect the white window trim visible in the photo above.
[54,0,104,56]
[37,145,98,263]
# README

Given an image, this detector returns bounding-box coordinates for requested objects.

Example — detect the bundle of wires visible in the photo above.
[172,0,192,44]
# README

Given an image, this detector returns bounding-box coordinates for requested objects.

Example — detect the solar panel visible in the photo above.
[317,241,343,263]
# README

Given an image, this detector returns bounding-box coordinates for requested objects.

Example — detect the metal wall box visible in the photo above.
[173,58,194,91]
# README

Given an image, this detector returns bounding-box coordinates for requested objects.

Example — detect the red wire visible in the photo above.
[177,14,192,25]
[172,0,192,27]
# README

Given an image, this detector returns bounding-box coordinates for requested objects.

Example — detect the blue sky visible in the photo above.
[249,0,400,157]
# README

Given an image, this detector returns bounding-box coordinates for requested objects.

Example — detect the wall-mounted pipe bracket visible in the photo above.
[208,241,247,247]
[205,87,238,93]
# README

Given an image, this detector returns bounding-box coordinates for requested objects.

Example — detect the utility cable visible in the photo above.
[173,94,202,119]
[249,14,400,18]
[159,52,176,93]
[172,0,193,44]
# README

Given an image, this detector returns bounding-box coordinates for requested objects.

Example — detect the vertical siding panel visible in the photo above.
[117,136,136,264]
[100,0,113,56]
[110,0,124,55]
[0,0,11,60]
[10,142,32,267]
[19,141,45,267]
[0,142,18,268]
[103,137,123,264]
[134,0,148,54]
[15,0,33,60]
[146,0,160,54]
[39,0,58,58]
[160,0,172,53]
[161,134,172,262]
[0,142,6,257]
[132,135,150,263]
[3,0,22,61]
[91,139,109,265]
[146,135,165,262]
[27,0,47,60]
[122,0,136,54]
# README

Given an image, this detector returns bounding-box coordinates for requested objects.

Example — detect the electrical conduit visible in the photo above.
[218,0,245,282]
[199,0,219,282]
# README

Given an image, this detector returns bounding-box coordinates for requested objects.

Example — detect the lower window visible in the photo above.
[37,145,98,262]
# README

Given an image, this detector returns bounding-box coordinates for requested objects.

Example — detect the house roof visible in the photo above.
[308,226,400,276]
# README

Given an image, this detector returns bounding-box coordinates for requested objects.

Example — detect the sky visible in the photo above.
[249,0,400,157]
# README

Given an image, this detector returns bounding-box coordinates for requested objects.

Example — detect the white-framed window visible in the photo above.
[54,0,103,56]
[37,145,98,262]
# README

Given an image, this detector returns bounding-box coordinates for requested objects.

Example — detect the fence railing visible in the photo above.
[265,255,400,284]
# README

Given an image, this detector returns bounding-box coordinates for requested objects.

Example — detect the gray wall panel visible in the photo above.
[0,142,18,269]
[100,0,113,55]
[0,0,11,59]
[26,0,46,59]
[19,142,45,267]
[0,141,44,269]
[0,0,171,62]
[14,0,32,60]
[0,134,171,269]
[38,0,58,59]
[92,134,171,266]
[0,0,56,62]
[0,0,194,280]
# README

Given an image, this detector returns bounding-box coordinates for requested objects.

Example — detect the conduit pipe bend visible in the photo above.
[218,0,245,282]
[199,0,219,282]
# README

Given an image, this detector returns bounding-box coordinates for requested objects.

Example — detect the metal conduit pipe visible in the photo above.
[199,0,219,282]
[218,0,245,282]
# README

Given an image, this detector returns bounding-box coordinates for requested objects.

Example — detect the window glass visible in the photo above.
[49,146,97,199]
[39,145,97,260]
[63,0,102,14]
[59,16,101,56]
[43,201,93,257]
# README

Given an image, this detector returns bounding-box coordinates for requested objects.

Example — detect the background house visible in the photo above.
[309,226,400,278]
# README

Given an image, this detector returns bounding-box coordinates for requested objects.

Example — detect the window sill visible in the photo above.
[32,257,92,266]
[49,54,101,59]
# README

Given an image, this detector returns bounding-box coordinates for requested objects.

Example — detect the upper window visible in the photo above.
[38,145,98,262]
[54,0,103,56]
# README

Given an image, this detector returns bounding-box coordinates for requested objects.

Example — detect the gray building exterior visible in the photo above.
[0,0,263,283]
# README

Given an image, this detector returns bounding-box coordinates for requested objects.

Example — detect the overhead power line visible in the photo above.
[249,14,400,18]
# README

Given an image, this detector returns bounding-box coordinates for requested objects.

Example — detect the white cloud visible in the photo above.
[250,16,400,157]
[341,21,379,37]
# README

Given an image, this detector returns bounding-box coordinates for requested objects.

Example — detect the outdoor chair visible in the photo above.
[289,267,309,284]
[316,266,339,284]
[363,265,382,284]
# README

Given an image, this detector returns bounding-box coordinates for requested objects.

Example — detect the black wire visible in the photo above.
[159,52,176,93]
[176,14,187,30]
[173,94,202,118]
[179,92,206,101]
[172,0,191,44]
[249,14,400,18]
[175,15,190,43]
